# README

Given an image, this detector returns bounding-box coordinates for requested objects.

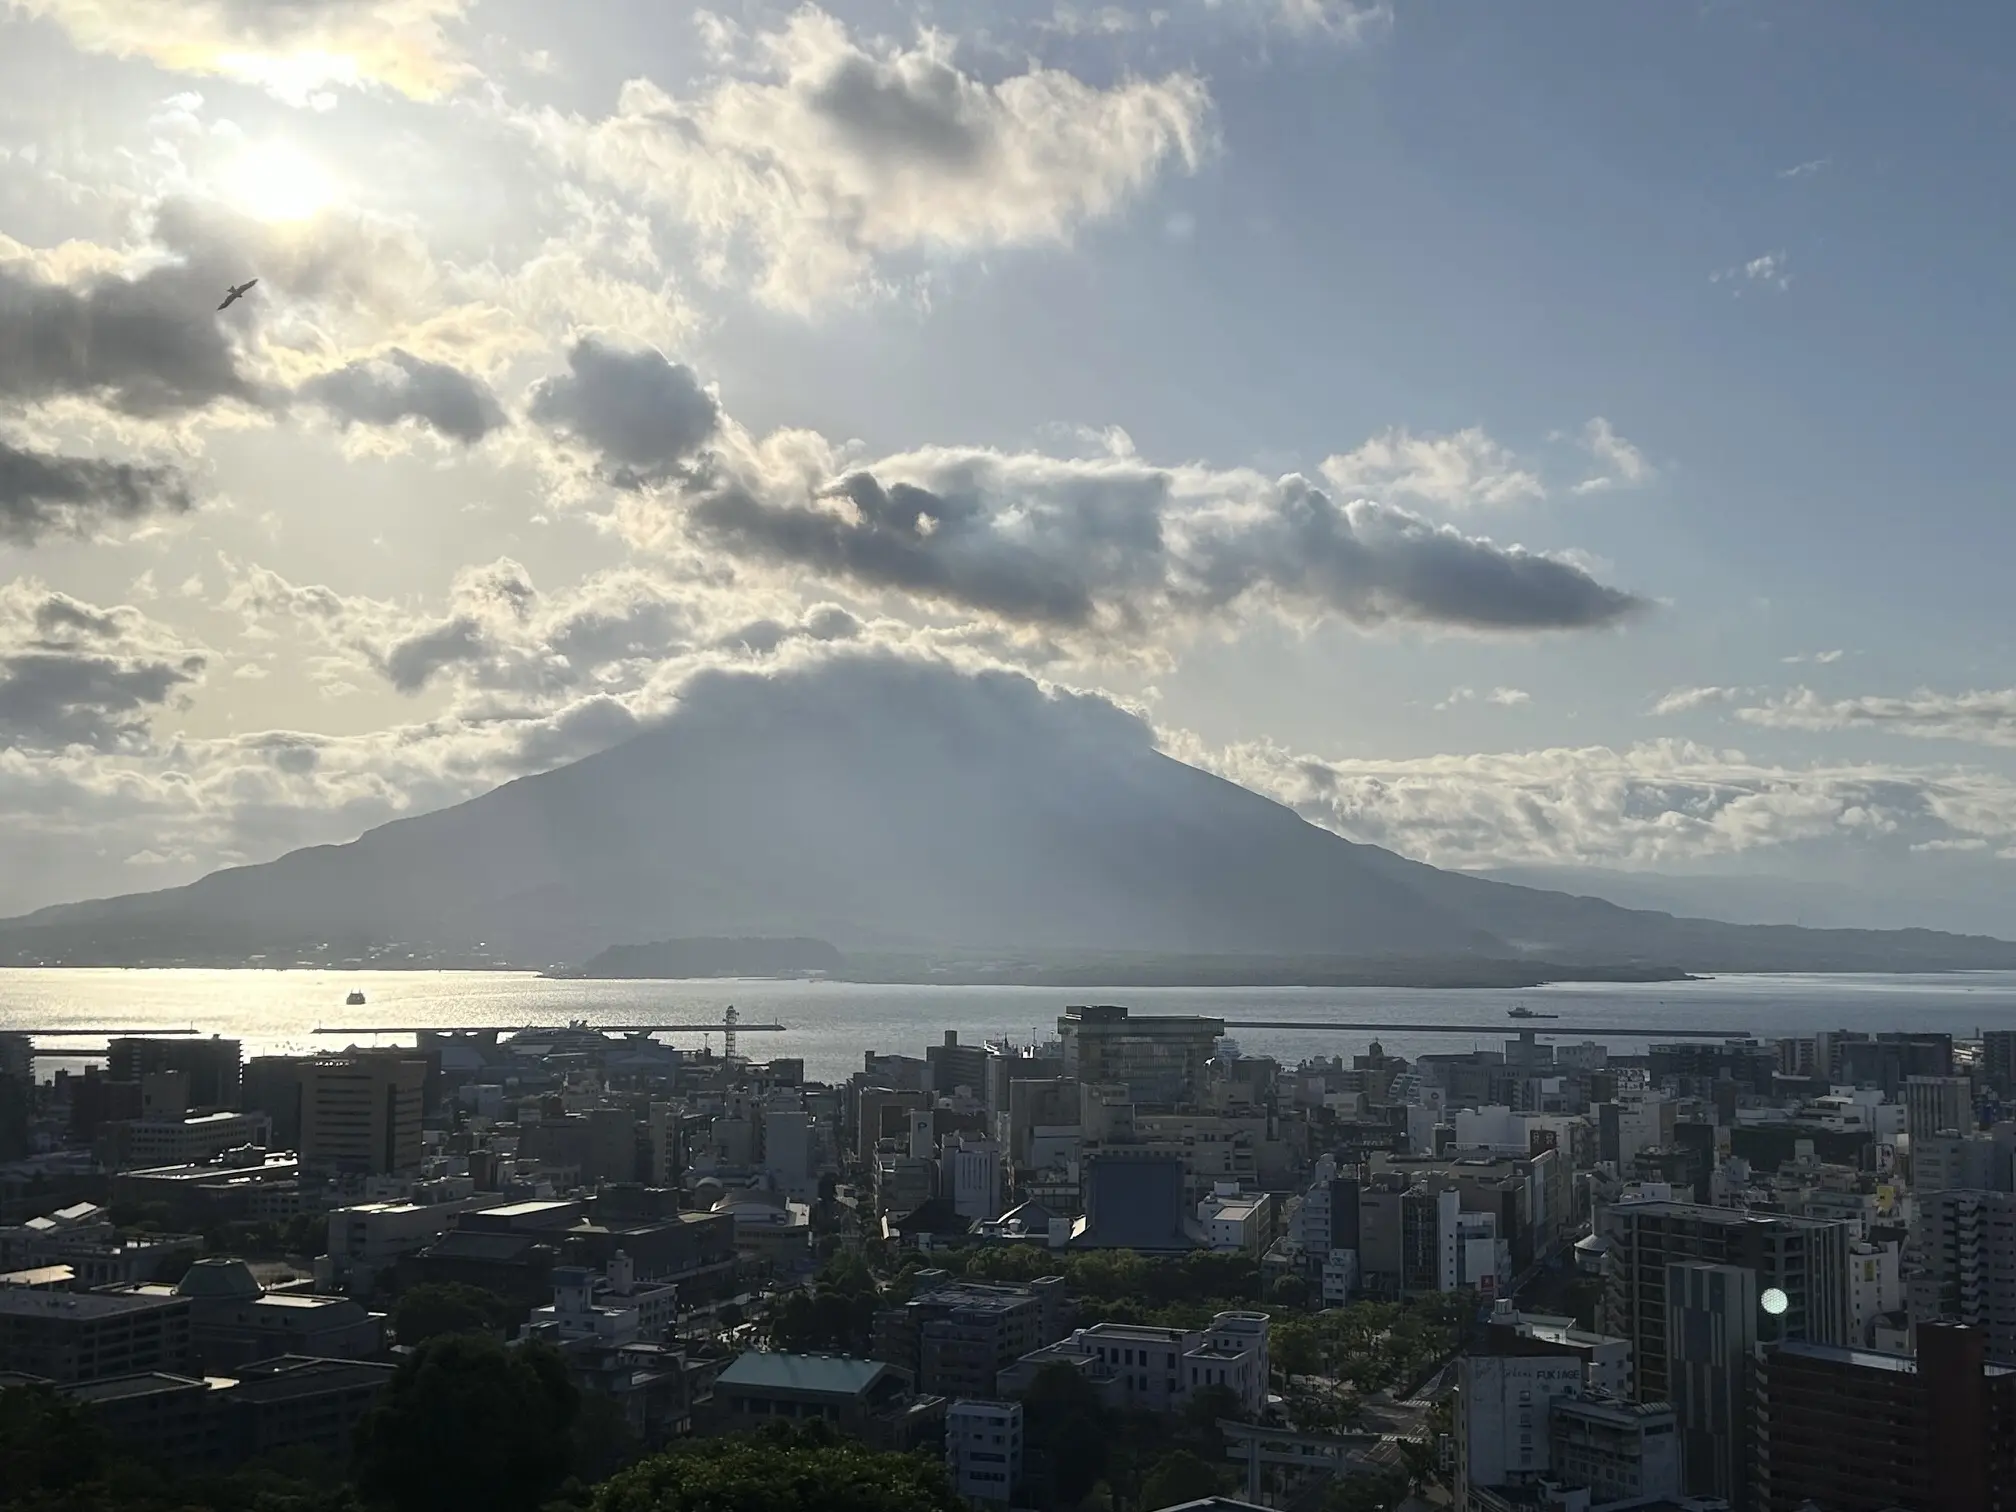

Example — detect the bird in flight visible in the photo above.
[217,279,258,311]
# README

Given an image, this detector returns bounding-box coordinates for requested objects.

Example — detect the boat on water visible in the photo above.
[1507,1005,1559,1020]
[345,990,366,1006]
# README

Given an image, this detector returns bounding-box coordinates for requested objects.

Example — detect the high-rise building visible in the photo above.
[240,1056,305,1150]
[1832,1032,1954,1096]
[1665,1261,1757,1511]
[1906,1074,1975,1142]
[1984,1031,2016,1097]
[1057,1005,1223,1107]
[1909,1187,2016,1363]
[1599,1199,1849,1404]
[1756,1322,2016,1512]
[298,1052,425,1174]
[925,1032,989,1100]
[943,1133,1003,1222]
[108,1037,242,1110]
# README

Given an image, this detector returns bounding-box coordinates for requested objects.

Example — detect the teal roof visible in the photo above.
[716,1351,889,1398]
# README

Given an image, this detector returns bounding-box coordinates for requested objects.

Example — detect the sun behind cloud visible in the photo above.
[219,139,336,223]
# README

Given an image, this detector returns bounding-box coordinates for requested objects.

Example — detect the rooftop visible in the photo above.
[0,1289,187,1320]
[715,1351,891,1398]
[65,1372,210,1404]
[1772,1339,2014,1376]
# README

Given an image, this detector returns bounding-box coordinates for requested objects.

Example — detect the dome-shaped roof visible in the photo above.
[713,1181,786,1213]
[175,1257,261,1300]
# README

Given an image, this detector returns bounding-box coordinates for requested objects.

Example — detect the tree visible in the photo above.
[0,1383,109,1501]
[1138,1450,1230,1512]
[1022,1364,1110,1507]
[589,1436,961,1512]
[1269,1273,1311,1310]
[389,1282,506,1345]
[354,1334,578,1512]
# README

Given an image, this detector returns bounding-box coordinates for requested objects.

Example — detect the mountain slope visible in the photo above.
[7,654,2016,973]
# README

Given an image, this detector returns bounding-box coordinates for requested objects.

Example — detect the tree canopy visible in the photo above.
[389,1281,512,1346]
[354,1334,578,1512]
[588,1435,962,1512]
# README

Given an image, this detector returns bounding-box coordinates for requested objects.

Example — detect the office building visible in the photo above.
[1058,1005,1223,1106]
[1665,1262,1756,1511]
[241,1057,306,1149]
[946,1399,1021,1504]
[299,1053,426,1174]
[943,1133,1004,1222]
[872,1277,1068,1399]
[1546,1396,1682,1510]
[0,1288,192,1382]
[1756,1322,2016,1512]
[56,1355,394,1471]
[1832,1032,1953,1096]
[117,1258,384,1373]
[1453,1354,1587,1502]
[998,1312,1270,1419]
[1598,1199,1849,1403]
[927,1032,990,1100]
[711,1352,945,1451]
[118,1110,272,1168]
[108,1038,242,1111]
[1984,1031,2016,1097]
[1480,1302,1633,1398]
[1905,1074,1974,1142]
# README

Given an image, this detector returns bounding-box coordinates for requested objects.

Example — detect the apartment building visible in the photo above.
[1597,1199,1849,1403]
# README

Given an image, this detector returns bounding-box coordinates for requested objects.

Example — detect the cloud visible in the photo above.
[525,350,1646,642]
[1321,427,1544,510]
[1239,0,1394,43]
[1737,688,2016,750]
[1781,649,1844,666]
[0,440,194,543]
[1570,417,1655,494]
[1650,685,1742,716]
[298,348,505,444]
[1778,158,1830,179]
[0,581,207,752]
[1711,250,1792,294]
[9,0,478,104]
[527,7,1214,310]
[679,446,1646,638]
[526,338,721,487]
[1183,733,2016,873]
[1437,685,1530,711]
[0,255,263,416]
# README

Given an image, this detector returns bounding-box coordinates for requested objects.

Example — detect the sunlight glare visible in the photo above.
[221,140,336,223]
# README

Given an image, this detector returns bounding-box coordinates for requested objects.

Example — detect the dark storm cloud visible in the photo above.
[807,52,991,168]
[0,650,206,751]
[680,456,1643,636]
[1181,481,1647,632]
[0,440,195,544]
[298,348,506,443]
[378,615,489,693]
[33,594,124,641]
[0,261,262,416]
[527,337,721,487]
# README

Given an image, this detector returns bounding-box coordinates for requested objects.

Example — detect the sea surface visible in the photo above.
[7,969,2016,1083]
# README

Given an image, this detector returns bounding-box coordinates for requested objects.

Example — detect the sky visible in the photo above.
[4,0,2016,930]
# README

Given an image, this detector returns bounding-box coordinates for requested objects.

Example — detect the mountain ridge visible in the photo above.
[6,654,2016,976]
